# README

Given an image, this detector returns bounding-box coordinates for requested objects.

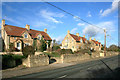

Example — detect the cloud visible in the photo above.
[100,0,119,17]
[87,11,92,17]
[53,36,64,42]
[3,16,21,25]
[83,21,115,37]
[71,28,78,34]
[77,23,85,26]
[40,10,64,23]
[73,16,80,21]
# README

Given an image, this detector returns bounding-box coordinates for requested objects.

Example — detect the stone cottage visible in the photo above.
[1,19,52,51]
[61,30,102,52]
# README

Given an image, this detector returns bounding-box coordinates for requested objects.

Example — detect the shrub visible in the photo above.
[57,49,73,54]
[39,38,47,52]
[75,49,90,54]
[2,54,25,69]
[22,46,35,58]
[52,45,60,51]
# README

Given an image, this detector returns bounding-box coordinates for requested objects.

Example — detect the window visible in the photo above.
[80,39,82,43]
[72,46,74,48]
[24,33,28,38]
[25,43,29,46]
[72,39,73,42]
[38,35,41,40]
[17,42,20,47]
[14,37,16,40]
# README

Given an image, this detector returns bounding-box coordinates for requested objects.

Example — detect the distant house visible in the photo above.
[61,30,102,52]
[1,19,52,51]
[61,30,88,52]
[89,37,102,51]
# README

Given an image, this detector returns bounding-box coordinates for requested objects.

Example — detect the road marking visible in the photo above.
[58,75,67,78]
[52,75,67,80]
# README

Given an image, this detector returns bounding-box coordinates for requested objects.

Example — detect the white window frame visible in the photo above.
[38,35,41,40]
[14,37,16,40]
[24,33,28,38]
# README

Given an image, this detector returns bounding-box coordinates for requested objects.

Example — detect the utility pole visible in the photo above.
[104,29,106,56]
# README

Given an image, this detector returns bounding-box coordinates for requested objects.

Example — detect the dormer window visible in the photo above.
[80,39,82,43]
[24,33,28,38]
[38,35,41,40]
[14,37,16,40]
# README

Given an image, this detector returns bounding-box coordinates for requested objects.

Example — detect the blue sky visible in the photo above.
[1,1,119,47]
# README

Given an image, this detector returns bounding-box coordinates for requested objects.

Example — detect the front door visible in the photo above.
[17,42,21,50]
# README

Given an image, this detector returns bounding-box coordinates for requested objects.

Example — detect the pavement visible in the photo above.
[2,54,119,79]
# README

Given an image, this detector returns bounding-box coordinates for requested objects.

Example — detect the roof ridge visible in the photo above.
[4,25,26,29]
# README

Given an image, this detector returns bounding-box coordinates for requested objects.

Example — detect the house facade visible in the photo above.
[1,19,52,51]
[61,30,102,52]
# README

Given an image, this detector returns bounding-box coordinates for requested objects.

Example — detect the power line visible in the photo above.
[41,0,104,30]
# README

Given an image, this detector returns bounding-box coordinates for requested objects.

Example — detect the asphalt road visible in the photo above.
[9,55,120,79]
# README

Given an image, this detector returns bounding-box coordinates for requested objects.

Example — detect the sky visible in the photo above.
[0,0,119,47]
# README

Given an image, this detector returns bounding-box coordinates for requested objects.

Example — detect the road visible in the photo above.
[8,55,120,79]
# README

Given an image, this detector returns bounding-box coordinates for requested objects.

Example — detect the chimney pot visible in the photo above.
[25,24,30,30]
[67,30,70,34]
[44,28,47,33]
[83,35,85,38]
[76,33,79,37]
[94,38,96,41]
[89,37,91,41]
[2,19,5,26]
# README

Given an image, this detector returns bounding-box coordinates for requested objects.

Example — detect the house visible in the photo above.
[61,30,88,52]
[89,37,102,51]
[1,19,52,51]
[61,30,102,52]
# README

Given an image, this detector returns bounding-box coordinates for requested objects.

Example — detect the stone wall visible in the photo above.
[22,54,49,67]
[53,51,119,64]
[62,53,91,63]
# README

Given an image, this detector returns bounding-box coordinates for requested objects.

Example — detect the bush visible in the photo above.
[57,49,73,54]
[9,43,20,52]
[22,46,35,58]
[52,46,60,51]
[39,38,47,52]
[75,49,90,54]
[2,54,25,69]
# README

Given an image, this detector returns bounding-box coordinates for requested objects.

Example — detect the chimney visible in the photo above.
[89,37,91,41]
[25,24,30,30]
[67,30,70,34]
[94,38,96,41]
[83,35,85,38]
[2,19,5,26]
[97,40,99,42]
[44,28,47,33]
[76,33,79,37]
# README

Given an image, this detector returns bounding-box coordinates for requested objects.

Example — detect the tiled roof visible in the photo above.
[28,29,52,40]
[92,40,101,45]
[4,25,26,37]
[4,25,52,40]
[70,33,87,43]
[70,34,80,41]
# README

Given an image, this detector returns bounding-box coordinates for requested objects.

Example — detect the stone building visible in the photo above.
[61,30,102,52]
[1,19,52,51]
